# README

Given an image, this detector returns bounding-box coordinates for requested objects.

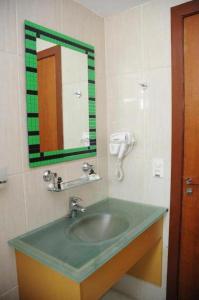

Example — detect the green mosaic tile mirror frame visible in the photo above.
[25,20,96,168]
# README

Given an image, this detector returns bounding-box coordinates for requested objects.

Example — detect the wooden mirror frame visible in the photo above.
[25,20,96,168]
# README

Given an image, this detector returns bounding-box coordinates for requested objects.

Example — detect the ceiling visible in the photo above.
[74,0,150,17]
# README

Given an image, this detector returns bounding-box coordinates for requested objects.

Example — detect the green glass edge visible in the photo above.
[29,152,96,168]
[25,29,37,37]
[88,59,95,67]
[44,145,96,157]
[27,95,38,113]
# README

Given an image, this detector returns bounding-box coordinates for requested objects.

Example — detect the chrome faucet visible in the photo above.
[67,196,86,218]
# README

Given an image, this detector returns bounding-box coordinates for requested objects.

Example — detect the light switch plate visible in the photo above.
[152,158,164,178]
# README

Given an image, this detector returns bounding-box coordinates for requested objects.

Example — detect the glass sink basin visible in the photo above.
[67,213,129,243]
[9,197,167,282]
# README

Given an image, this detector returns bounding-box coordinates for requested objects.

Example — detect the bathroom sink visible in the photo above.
[68,213,129,243]
[9,198,167,281]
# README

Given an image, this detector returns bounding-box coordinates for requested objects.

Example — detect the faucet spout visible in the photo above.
[77,206,86,213]
[67,196,86,218]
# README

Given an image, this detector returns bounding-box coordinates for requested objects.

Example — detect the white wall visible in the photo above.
[105,0,189,299]
[0,0,107,299]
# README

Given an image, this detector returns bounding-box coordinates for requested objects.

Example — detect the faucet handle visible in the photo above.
[43,170,57,182]
[82,162,93,172]
[69,196,83,204]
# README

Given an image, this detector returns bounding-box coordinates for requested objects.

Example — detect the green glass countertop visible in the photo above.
[9,198,167,282]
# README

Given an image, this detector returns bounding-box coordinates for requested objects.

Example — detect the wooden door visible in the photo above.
[179,13,199,300]
[37,45,63,152]
[168,2,199,300]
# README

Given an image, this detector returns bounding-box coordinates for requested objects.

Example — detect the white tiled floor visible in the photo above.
[102,289,134,300]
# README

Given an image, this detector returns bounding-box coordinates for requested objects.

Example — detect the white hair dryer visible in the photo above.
[110,132,135,181]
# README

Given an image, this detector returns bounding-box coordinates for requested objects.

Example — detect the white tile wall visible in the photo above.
[142,0,171,69]
[17,0,62,56]
[0,287,19,300]
[0,0,107,299]
[0,52,23,175]
[105,6,142,76]
[0,0,17,54]
[105,0,189,299]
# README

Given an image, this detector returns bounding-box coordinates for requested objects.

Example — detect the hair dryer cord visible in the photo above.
[116,159,124,181]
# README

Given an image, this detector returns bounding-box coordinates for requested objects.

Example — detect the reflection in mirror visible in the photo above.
[36,39,89,152]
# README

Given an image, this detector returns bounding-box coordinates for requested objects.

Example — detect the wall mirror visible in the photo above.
[24,20,96,167]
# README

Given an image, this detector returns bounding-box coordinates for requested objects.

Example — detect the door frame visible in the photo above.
[167,1,199,299]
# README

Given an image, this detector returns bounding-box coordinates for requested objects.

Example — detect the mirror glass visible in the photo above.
[36,39,89,151]
[25,20,96,167]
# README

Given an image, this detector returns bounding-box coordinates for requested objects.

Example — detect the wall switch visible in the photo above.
[152,158,164,178]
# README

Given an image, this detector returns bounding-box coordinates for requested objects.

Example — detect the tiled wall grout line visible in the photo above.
[0,286,18,299]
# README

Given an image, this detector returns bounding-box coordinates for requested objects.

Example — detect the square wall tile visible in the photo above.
[169,0,190,7]
[23,166,69,230]
[0,245,18,296]
[105,6,142,76]
[0,0,17,54]
[96,76,108,157]
[144,67,171,162]
[17,55,29,172]
[0,52,23,175]
[0,287,19,300]
[16,0,62,56]
[0,174,26,295]
[0,175,26,241]
[107,73,146,159]
[142,0,171,69]
[61,0,105,78]
[108,156,145,203]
